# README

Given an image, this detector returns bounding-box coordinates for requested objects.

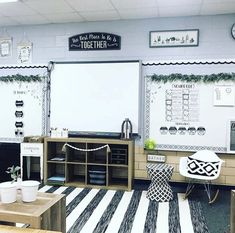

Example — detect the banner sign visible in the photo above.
[69,32,121,51]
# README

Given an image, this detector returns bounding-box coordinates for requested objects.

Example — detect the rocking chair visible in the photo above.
[179,150,224,204]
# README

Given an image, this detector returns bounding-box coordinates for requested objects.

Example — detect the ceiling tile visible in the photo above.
[202,0,235,4]
[44,12,84,23]
[157,0,202,7]
[25,0,75,14]
[200,3,235,15]
[0,2,37,16]
[0,16,19,26]
[119,8,159,19]
[111,0,157,9]
[80,10,120,21]
[12,15,50,25]
[66,0,114,11]
[0,0,234,26]
[159,5,201,17]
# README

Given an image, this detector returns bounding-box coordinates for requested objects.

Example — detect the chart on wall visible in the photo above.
[50,61,141,135]
[144,62,235,152]
[0,68,47,142]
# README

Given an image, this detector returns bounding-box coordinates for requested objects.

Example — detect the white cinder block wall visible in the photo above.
[1,14,235,185]
[0,14,235,64]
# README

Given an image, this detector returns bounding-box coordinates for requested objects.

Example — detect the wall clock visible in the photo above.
[231,23,235,39]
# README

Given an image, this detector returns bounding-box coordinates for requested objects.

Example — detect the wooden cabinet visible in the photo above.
[20,142,43,181]
[44,137,134,191]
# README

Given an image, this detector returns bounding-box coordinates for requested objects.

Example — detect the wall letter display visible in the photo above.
[68,32,121,51]
[144,62,235,152]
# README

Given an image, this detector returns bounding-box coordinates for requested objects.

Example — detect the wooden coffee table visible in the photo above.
[0,225,62,233]
[0,192,65,233]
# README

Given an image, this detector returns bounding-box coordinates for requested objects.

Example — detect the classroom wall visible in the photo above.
[1,13,235,185]
[0,14,235,64]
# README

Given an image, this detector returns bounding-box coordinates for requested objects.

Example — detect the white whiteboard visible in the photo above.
[50,61,141,134]
[144,62,235,152]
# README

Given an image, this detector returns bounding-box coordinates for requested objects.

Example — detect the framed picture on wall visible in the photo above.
[0,37,12,57]
[149,29,199,48]
[17,42,33,64]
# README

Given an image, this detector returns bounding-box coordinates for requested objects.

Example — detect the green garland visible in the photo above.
[150,73,235,83]
[0,74,46,82]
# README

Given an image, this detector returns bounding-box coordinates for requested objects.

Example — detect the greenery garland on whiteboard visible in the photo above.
[0,74,46,82]
[150,73,235,83]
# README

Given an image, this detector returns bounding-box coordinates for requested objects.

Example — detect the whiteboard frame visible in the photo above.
[48,60,142,136]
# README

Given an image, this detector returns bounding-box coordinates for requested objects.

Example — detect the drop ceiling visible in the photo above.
[0,0,234,26]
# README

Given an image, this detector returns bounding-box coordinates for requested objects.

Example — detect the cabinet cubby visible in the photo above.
[67,163,86,185]
[44,137,134,191]
[67,142,86,163]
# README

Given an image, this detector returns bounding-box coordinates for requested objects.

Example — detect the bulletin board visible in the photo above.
[49,61,141,135]
[0,66,47,142]
[144,61,235,152]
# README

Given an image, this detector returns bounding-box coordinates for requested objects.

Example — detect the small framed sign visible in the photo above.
[17,42,33,63]
[149,29,199,48]
[69,32,121,51]
[0,37,12,57]
[214,85,235,106]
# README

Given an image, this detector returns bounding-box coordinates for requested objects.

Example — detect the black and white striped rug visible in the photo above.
[39,185,209,233]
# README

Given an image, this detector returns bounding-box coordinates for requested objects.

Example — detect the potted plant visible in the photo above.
[6,165,40,202]
[21,180,40,202]
[144,139,156,150]
[6,165,21,183]
[0,165,21,203]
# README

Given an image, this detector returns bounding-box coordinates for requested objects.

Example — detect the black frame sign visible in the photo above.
[69,32,121,51]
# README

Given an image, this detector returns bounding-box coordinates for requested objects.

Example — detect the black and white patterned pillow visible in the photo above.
[187,157,220,177]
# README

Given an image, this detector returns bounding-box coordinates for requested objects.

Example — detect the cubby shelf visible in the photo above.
[44,137,134,191]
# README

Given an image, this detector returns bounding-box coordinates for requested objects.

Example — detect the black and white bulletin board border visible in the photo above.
[143,60,235,153]
[0,64,48,143]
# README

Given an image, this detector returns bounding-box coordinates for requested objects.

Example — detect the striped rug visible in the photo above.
[39,185,209,233]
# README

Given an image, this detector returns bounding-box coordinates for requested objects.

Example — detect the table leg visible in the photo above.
[29,216,41,229]
[26,156,31,179]
[40,195,66,233]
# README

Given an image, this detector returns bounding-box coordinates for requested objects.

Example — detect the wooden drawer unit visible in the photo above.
[110,148,128,165]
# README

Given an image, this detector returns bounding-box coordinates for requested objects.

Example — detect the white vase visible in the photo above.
[0,181,17,203]
[21,180,40,202]
[16,178,22,190]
